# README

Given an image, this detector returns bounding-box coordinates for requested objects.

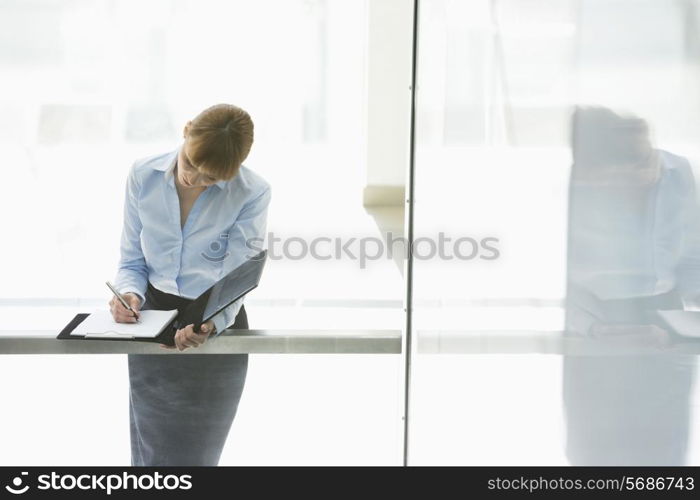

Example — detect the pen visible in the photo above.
[105,281,139,322]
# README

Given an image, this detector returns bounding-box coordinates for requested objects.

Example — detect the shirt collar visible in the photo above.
[152,148,228,190]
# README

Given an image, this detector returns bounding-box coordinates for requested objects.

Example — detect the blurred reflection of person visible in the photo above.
[563,107,698,465]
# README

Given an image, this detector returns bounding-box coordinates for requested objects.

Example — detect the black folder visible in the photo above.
[57,250,267,346]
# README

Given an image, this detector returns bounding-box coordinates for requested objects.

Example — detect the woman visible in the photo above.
[109,103,271,466]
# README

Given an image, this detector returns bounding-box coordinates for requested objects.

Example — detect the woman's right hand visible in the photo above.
[109,292,142,323]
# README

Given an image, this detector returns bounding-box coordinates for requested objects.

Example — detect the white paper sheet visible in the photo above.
[658,310,700,338]
[70,309,178,338]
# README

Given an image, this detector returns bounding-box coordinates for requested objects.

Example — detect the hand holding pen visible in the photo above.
[106,281,141,323]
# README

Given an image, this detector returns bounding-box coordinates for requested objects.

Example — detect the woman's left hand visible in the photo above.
[161,321,216,351]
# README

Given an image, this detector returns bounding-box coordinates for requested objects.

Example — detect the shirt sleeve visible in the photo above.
[674,162,700,298]
[210,186,272,336]
[113,164,149,306]
[653,156,700,299]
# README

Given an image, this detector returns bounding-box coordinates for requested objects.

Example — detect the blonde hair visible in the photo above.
[185,103,254,180]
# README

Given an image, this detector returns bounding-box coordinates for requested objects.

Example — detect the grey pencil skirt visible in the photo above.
[128,282,248,466]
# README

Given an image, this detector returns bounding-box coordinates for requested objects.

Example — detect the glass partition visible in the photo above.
[409,0,700,465]
[0,0,405,465]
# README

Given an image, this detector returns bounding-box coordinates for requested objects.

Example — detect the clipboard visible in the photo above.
[57,250,268,346]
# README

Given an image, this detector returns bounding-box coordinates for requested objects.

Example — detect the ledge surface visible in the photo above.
[0,329,402,354]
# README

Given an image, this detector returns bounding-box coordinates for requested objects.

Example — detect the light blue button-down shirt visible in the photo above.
[114,148,271,334]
